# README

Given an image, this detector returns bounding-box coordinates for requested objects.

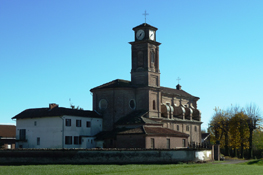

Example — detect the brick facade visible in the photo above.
[92,23,202,148]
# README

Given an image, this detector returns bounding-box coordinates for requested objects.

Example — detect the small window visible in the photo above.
[195,126,197,132]
[34,121,37,126]
[74,136,81,145]
[186,125,189,131]
[183,139,186,147]
[153,100,156,110]
[167,139,170,149]
[76,120,81,127]
[37,137,40,145]
[177,125,179,131]
[151,138,155,149]
[65,136,72,145]
[65,119,71,126]
[86,121,91,128]
[129,99,136,109]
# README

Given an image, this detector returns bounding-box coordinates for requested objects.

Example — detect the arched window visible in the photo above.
[153,100,156,110]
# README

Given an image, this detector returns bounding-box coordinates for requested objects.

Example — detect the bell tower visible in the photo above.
[129,23,161,87]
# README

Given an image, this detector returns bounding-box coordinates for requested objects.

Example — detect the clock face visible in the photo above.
[136,29,145,40]
[149,30,155,40]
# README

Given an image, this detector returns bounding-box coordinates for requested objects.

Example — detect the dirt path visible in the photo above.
[219,159,250,164]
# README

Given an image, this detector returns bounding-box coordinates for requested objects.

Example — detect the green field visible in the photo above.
[1,160,263,175]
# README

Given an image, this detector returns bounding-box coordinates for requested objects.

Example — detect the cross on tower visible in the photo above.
[142,10,149,23]
[176,77,181,84]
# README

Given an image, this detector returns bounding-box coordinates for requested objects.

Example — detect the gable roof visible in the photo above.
[115,110,161,126]
[12,107,102,120]
[0,125,16,138]
[90,79,135,91]
[160,86,199,99]
[118,126,189,137]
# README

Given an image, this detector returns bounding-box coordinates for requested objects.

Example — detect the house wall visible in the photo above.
[16,117,63,148]
[145,136,188,149]
[16,116,102,149]
[62,115,102,149]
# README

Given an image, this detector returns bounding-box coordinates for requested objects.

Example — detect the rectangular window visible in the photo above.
[195,126,197,132]
[150,138,155,149]
[167,139,170,149]
[183,139,186,147]
[74,136,81,145]
[19,129,26,140]
[34,121,37,126]
[86,121,91,128]
[186,125,189,131]
[65,136,72,145]
[76,120,81,127]
[65,119,71,126]
[37,137,40,145]
[177,125,179,131]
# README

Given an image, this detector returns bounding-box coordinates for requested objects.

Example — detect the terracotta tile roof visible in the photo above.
[12,107,102,119]
[0,125,16,138]
[115,110,161,126]
[160,86,199,99]
[117,126,189,138]
[90,79,135,91]
[118,127,145,135]
[144,126,189,137]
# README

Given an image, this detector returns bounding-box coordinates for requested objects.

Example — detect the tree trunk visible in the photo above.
[241,142,244,158]
[224,133,229,156]
[249,128,253,159]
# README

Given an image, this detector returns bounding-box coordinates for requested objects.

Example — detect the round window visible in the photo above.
[99,99,108,110]
[129,99,136,109]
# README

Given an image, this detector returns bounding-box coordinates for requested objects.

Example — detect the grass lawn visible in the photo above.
[1,160,263,175]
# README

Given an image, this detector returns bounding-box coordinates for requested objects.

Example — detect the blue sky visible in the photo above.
[1,0,263,130]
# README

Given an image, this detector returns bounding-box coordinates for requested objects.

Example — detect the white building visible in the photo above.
[12,104,103,149]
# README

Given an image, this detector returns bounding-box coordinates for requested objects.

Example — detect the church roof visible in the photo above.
[160,86,199,99]
[118,126,189,137]
[115,110,161,126]
[12,106,101,119]
[90,79,134,91]
[90,79,199,99]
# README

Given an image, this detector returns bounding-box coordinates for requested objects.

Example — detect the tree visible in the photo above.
[245,103,262,159]
[229,112,249,157]
[209,107,230,156]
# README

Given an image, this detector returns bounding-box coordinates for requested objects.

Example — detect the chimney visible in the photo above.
[176,84,181,90]
[49,103,58,109]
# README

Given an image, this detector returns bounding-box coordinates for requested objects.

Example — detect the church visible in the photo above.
[92,23,202,149]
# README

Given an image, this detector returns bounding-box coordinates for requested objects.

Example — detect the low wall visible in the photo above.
[0,149,212,165]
